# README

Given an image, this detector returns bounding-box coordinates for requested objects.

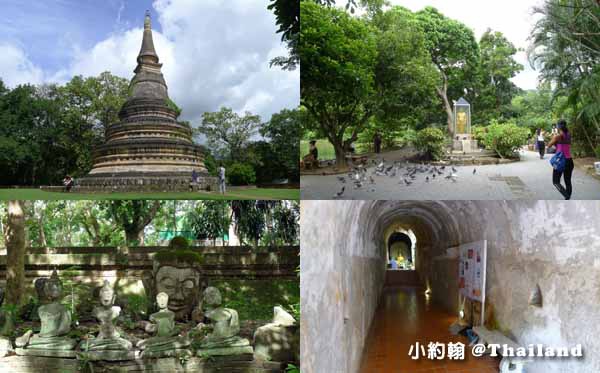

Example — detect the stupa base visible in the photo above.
[74,171,218,192]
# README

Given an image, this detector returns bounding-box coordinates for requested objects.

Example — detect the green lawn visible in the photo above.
[300,139,336,160]
[0,187,299,201]
[300,139,372,160]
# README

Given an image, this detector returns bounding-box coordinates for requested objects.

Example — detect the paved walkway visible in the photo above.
[301,151,600,200]
[360,285,500,373]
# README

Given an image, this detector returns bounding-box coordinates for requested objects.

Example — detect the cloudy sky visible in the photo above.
[0,0,299,124]
[343,0,544,90]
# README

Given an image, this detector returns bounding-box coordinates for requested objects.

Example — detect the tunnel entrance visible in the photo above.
[387,231,415,270]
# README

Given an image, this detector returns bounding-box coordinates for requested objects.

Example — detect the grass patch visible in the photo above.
[300,139,372,161]
[300,140,336,161]
[209,279,300,321]
[0,187,299,201]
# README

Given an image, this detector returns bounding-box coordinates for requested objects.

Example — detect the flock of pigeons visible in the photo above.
[333,158,477,198]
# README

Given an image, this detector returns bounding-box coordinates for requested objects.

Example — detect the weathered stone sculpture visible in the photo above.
[142,237,205,321]
[196,287,253,357]
[136,292,191,358]
[15,270,77,357]
[253,306,299,362]
[0,288,13,357]
[78,281,134,361]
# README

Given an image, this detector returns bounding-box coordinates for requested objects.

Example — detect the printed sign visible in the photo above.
[458,240,487,302]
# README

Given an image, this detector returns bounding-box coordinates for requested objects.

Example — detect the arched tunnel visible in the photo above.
[300,201,600,373]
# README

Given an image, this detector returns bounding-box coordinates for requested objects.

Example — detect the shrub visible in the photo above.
[472,126,487,147]
[414,127,446,160]
[227,163,256,185]
[595,145,600,160]
[169,236,190,250]
[483,121,530,158]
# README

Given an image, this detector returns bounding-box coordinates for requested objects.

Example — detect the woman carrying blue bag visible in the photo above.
[547,119,574,200]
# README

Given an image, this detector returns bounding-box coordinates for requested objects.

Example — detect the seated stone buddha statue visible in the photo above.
[80,280,132,354]
[195,287,253,357]
[136,292,191,358]
[16,270,77,354]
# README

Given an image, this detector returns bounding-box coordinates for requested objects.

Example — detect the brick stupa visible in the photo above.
[79,11,216,191]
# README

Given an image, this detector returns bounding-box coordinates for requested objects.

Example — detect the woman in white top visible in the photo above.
[536,128,545,159]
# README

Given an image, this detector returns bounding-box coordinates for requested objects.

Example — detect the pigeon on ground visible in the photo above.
[334,186,345,198]
[446,173,458,182]
[473,168,477,175]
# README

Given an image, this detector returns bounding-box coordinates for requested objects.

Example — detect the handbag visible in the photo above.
[550,151,566,172]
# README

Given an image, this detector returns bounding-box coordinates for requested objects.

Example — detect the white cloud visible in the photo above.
[0,42,44,87]
[49,0,298,125]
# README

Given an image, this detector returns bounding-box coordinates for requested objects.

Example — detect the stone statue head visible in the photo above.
[154,265,200,319]
[35,269,63,303]
[156,292,169,310]
[202,287,222,311]
[99,280,115,307]
[142,243,205,321]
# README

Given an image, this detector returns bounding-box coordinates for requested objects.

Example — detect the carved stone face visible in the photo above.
[100,289,114,307]
[155,266,200,320]
[156,292,169,309]
[44,280,62,302]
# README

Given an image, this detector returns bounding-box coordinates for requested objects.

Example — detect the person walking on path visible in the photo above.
[547,120,574,200]
[218,164,226,194]
[373,132,382,154]
[536,128,546,159]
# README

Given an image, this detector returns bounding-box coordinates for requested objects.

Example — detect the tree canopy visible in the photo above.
[529,0,600,156]
[0,200,300,248]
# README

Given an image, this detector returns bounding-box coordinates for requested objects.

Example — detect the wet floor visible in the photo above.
[360,286,500,373]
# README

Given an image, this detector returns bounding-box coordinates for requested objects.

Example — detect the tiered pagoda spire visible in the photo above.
[80,12,215,192]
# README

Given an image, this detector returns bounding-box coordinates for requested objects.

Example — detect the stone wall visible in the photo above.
[300,201,600,373]
[0,245,299,295]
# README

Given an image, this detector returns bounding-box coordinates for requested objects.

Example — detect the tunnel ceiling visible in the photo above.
[357,201,511,259]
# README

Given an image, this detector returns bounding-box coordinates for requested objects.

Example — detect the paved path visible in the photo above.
[301,150,600,200]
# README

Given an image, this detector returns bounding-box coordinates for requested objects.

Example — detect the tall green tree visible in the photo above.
[372,7,438,136]
[102,200,162,245]
[475,30,523,123]
[0,72,128,185]
[198,107,261,162]
[268,0,386,71]
[300,2,378,167]
[416,7,480,133]
[260,108,301,182]
[190,201,232,246]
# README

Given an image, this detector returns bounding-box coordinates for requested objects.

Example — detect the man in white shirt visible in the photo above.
[218,165,226,194]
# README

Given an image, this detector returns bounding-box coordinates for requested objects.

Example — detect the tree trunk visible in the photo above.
[333,141,347,168]
[5,201,26,305]
[125,229,144,246]
[35,203,47,247]
[435,72,453,134]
